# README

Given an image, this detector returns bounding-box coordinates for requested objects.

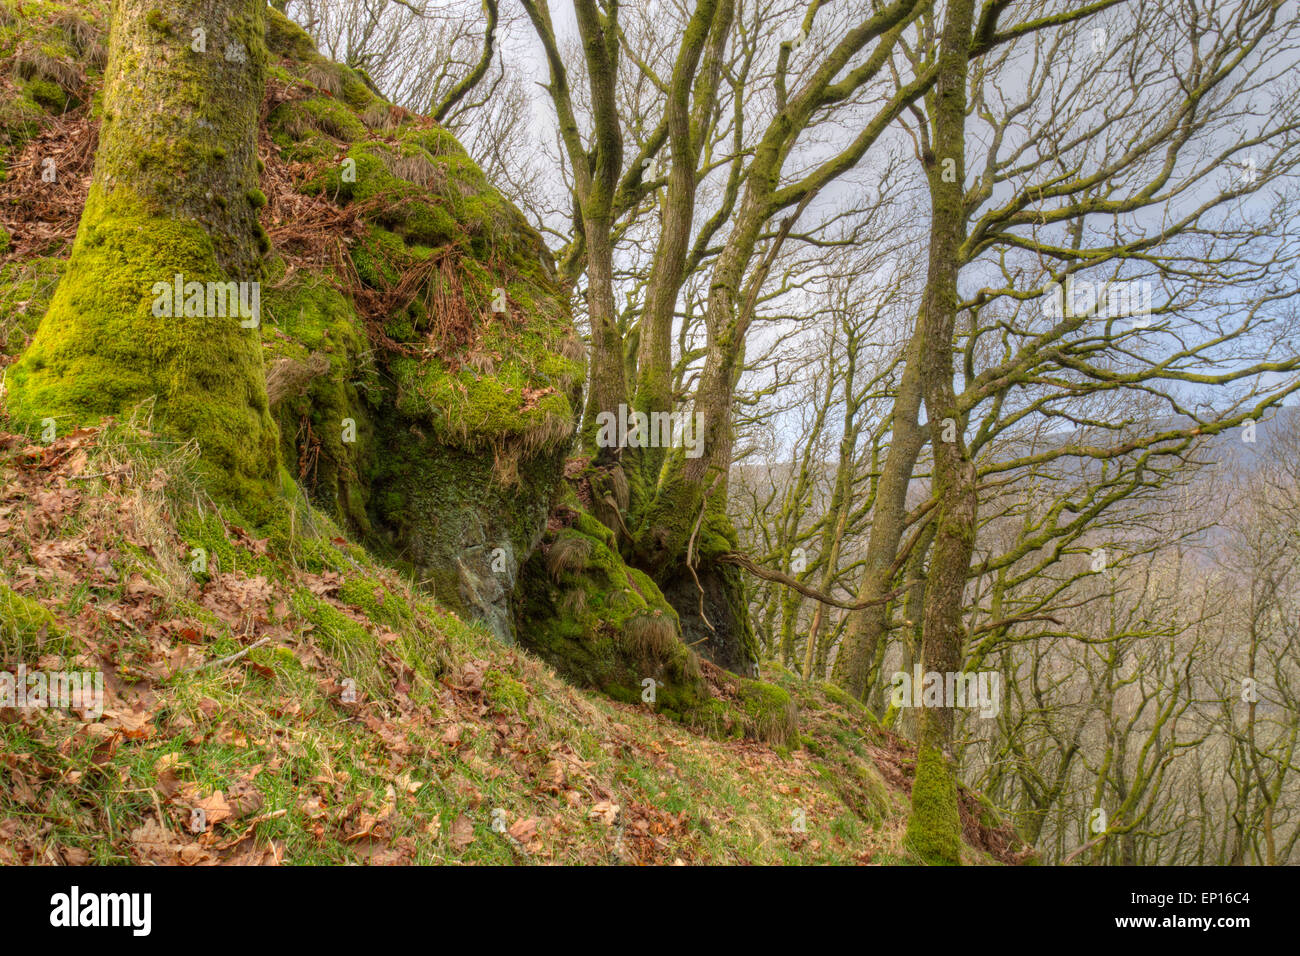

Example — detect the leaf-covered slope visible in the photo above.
[0,423,1028,864]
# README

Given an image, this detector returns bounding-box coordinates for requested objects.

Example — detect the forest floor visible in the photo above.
[0,422,1031,865]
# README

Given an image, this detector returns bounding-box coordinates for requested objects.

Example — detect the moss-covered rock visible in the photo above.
[516,501,708,717]
[252,9,582,643]
[0,1,582,645]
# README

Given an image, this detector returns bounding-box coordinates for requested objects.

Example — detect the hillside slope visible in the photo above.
[0,423,1027,864]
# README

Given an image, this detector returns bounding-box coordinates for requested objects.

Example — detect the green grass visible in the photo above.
[0,425,1023,868]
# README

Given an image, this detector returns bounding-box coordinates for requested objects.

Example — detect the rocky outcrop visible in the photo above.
[255,9,583,642]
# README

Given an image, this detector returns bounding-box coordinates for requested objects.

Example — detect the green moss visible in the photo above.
[337,575,412,631]
[24,77,67,113]
[292,582,445,699]
[265,5,319,62]
[268,96,367,145]
[348,227,405,287]
[820,680,876,721]
[292,589,384,697]
[2,0,579,658]
[482,669,528,714]
[5,188,281,517]
[261,270,375,532]
[975,791,1003,831]
[0,256,64,353]
[516,510,708,716]
[905,746,963,865]
[736,679,798,746]
[389,349,578,451]
[336,66,378,111]
[176,511,275,581]
[0,583,63,661]
[367,429,565,629]
[408,126,469,160]
[686,678,799,746]
[0,87,46,155]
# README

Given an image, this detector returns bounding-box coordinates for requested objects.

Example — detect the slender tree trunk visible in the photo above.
[7,0,277,507]
[803,430,857,679]
[903,0,976,866]
[833,334,925,697]
[580,225,628,449]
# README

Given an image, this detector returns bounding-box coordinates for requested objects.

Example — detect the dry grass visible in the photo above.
[620,610,678,666]
[380,148,444,190]
[265,352,330,406]
[12,43,83,93]
[360,101,393,131]
[520,410,577,457]
[53,10,106,71]
[301,62,342,98]
[545,535,592,582]
[559,587,588,621]
[556,332,585,364]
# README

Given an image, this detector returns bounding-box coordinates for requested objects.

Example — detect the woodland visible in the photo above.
[0,0,1296,867]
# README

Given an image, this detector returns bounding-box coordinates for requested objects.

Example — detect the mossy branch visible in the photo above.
[716,551,916,611]
[431,0,498,124]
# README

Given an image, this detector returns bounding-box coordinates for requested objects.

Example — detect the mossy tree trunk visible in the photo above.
[525,0,927,676]
[6,0,277,508]
[902,0,976,867]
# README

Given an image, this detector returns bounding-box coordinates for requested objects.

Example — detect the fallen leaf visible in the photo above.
[449,814,475,850]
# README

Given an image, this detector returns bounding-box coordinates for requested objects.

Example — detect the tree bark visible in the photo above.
[7,0,277,507]
[903,0,976,867]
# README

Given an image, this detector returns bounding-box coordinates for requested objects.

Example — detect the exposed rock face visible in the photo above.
[369,436,569,643]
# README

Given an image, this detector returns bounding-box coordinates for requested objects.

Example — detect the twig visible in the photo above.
[185,637,272,672]
[717,551,919,610]
[1062,831,1109,865]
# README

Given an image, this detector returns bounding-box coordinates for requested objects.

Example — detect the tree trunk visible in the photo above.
[903,0,975,867]
[833,334,925,697]
[579,224,629,450]
[7,0,277,508]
